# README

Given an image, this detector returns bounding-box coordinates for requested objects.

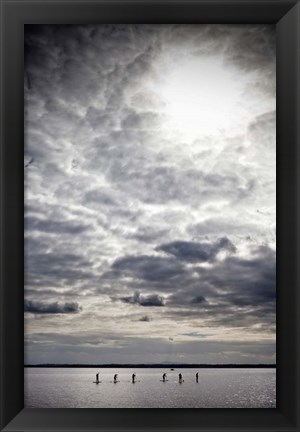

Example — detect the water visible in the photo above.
[24,367,276,408]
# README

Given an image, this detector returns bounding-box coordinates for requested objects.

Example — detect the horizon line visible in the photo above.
[25,363,276,368]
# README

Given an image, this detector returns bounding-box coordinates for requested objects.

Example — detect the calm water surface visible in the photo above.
[25,367,276,408]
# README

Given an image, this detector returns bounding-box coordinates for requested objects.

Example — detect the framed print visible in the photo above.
[1,0,299,431]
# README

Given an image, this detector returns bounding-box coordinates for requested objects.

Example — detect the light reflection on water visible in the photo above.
[24,367,276,408]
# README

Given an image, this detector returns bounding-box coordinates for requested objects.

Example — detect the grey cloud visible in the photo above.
[120,291,165,307]
[85,128,257,206]
[25,300,81,314]
[83,188,117,207]
[167,293,207,307]
[191,295,207,304]
[106,240,275,334]
[139,315,151,322]
[130,90,164,110]
[188,218,262,238]
[25,287,77,301]
[85,106,118,131]
[125,44,160,77]
[129,226,169,243]
[25,249,94,288]
[25,331,109,349]
[188,218,276,247]
[163,24,275,95]
[183,25,275,97]
[166,245,275,330]
[150,242,275,334]
[105,44,161,110]
[225,25,275,72]
[112,255,186,282]
[247,111,276,159]
[157,237,236,263]
[108,163,256,206]
[25,215,90,235]
[25,25,153,112]
[197,245,276,305]
[121,110,162,130]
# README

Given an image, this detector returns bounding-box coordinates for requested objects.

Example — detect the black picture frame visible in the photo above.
[1,0,299,431]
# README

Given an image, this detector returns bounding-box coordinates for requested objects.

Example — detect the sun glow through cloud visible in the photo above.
[157,57,265,141]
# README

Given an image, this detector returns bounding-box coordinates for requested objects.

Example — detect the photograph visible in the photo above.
[24,24,276,409]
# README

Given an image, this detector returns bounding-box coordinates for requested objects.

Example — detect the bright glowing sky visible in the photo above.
[24,25,276,364]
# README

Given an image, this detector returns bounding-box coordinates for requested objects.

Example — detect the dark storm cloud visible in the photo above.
[120,291,165,307]
[157,237,236,263]
[25,300,81,314]
[106,240,275,334]
[165,245,276,331]
[25,24,163,108]
[197,245,276,306]
[112,255,186,281]
[166,290,210,308]
[101,253,197,296]
[191,295,207,304]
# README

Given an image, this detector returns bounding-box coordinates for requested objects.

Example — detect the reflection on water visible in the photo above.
[24,367,276,408]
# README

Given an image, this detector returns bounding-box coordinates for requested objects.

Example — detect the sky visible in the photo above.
[24,24,276,365]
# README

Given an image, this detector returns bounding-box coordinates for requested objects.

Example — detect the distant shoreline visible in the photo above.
[24,363,276,368]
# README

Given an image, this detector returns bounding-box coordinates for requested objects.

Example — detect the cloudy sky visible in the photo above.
[24,25,276,365]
